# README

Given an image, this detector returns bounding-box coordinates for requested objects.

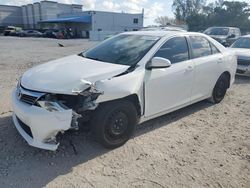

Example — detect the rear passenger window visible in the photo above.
[190,36,212,58]
[154,37,189,64]
[210,43,220,54]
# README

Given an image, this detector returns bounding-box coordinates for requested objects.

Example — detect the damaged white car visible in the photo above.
[12,31,237,150]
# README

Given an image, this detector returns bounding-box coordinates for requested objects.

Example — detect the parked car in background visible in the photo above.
[230,35,250,76]
[42,29,72,39]
[19,30,43,37]
[204,27,241,47]
[12,31,236,150]
[4,26,22,36]
[43,29,60,38]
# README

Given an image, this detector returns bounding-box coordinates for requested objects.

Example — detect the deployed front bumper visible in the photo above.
[11,88,73,150]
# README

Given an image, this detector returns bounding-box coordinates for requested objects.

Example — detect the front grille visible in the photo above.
[16,117,33,138]
[238,59,250,66]
[20,94,38,105]
[17,85,44,105]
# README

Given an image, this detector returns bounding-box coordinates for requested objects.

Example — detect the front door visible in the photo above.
[144,36,194,117]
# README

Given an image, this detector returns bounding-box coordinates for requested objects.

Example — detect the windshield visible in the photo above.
[82,34,160,66]
[231,37,250,49]
[204,27,229,36]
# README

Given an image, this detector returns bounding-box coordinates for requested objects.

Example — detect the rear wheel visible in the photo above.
[91,100,138,149]
[210,74,229,103]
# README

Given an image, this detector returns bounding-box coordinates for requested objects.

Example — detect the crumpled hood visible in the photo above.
[21,55,129,94]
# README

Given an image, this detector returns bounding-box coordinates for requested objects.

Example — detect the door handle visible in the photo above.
[185,65,193,72]
[218,58,223,63]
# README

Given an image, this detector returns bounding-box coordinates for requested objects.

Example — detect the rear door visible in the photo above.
[188,35,223,101]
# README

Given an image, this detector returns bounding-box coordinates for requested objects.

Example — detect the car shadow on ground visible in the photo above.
[135,100,213,137]
[0,99,214,187]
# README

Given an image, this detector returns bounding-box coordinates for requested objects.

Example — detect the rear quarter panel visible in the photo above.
[205,35,237,87]
[222,50,237,86]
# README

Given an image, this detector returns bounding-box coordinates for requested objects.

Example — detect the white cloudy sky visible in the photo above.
[0,0,249,25]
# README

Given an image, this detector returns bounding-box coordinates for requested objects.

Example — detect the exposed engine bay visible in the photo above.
[34,81,104,129]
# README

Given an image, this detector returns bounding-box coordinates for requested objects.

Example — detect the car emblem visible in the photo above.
[17,88,22,100]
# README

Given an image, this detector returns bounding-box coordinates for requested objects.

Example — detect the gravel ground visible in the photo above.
[0,36,249,188]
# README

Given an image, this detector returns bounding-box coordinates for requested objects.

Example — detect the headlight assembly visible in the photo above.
[36,101,66,112]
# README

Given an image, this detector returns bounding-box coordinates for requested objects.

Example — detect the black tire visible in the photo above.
[210,74,229,103]
[91,100,138,149]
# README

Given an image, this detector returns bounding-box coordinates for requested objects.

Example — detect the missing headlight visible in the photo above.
[36,101,66,112]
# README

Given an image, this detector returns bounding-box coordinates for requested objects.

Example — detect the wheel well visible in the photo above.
[222,71,231,88]
[123,94,141,117]
[99,94,141,117]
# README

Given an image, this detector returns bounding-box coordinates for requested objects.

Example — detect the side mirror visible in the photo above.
[146,57,172,70]
[228,34,235,39]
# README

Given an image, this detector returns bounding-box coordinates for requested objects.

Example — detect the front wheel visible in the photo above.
[91,100,138,149]
[209,74,229,103]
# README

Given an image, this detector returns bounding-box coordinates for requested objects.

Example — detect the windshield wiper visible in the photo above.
[114,63,139,77]
[78,53,85,57]
[78,53,101,61]
[85,56,102,61]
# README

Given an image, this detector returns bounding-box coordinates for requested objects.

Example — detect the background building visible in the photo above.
[41,11,143,40]
[0,0,143,40]
[21,1,82,29]
[0,5,23,32]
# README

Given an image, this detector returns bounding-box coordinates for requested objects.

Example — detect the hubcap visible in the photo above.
[105,110,128,142]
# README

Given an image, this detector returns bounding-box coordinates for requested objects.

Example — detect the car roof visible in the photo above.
[121,30,205,38]
[122,30,185,37]
[141,27,186,32]
[207,26,240,29]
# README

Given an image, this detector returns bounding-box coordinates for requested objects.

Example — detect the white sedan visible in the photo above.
[12,31,237,150]
[230,35,250,76]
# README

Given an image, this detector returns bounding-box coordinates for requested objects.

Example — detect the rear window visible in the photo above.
[231,37,250,49]
[210,43,220,54]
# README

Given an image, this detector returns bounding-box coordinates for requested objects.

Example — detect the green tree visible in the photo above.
[172,0,207,21]
[206,1,250,32]
[155,16,176,26]
[173,0,250,32]
[186,13,206,31]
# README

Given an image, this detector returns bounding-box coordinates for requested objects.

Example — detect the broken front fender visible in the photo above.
[12,88,73,150]
[94,70,145,110]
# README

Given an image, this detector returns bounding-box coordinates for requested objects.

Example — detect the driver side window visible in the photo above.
[154,37,189,64]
